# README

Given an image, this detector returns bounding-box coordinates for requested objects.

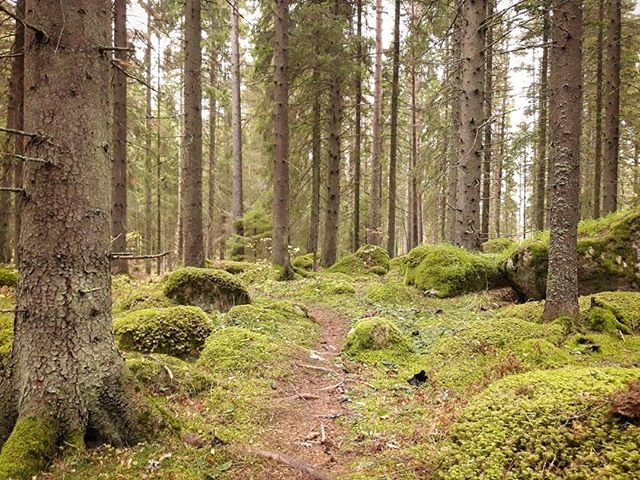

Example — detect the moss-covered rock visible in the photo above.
[481,237,515,254]
[163,267,250,313]
[344,317,411,354]
[113,289,175,314]
[206,259,257,275]
[502,209,640,300]
[327,245,390,276]
[114,306,214,359]
[436,367,640,479]
[292,253,315,271]
[365,282,420,304]
[404,244,503,298]
[0,266,17,288]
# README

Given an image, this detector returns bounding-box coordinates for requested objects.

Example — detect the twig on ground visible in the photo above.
[295,363,339,375]
[247,448,334,480]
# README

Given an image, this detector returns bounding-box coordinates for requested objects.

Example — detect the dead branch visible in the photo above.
[282,393,321,401]
[0,309,25,314]
[247,449,334,480]
[0,187,24,194]
[295,363,339,375]
[111,60,160,93]
[1,152,50,164]
[0,126,40,138]
[0,3,49,42]
[98,45,135,53]
[110,251,171,260]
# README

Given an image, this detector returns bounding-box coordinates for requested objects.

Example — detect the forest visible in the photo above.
[0,0,639,478]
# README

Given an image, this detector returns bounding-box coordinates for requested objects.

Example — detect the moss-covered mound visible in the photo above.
[113,289,175,314]
[163,267,250,313]
[404,244,503,298]
[0,266,17,288]
[502,209,640,300]
[206,259,257,275]
[0,313,12,372]
[223,298,317,346]
[365,281,420,304]
[436,367,640,479]
[481,237,515,254]
[114,306,214,359]
[327,245,390,276]
[344,317,410,354]
[292,253,315,271]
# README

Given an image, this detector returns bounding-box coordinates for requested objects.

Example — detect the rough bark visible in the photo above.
[156,48,163,275]
[456,0,486,250]
[368,0,383,246]
[543,0,582,320]
[593,0,604,218]
[408,0,420,251]
[208,53,217,260]
[230,0,244,257]
[480,0,493,243]
[491,77,507,238]
[321,0,343,268]
[272,0,293,276]
[386,0,401,257]
[111,0,129,274]
[601,0,621,215]
[0,2,148,476]
[534,4,550,231]
[353,0,362,252]
[309,9,322,265]
[144,13,153,274]
[182,0,204,267]
[446,15,462,244]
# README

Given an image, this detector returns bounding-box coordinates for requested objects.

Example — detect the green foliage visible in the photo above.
[327,245,390,276]
[292,253,315,271]
[0,415,57,480]
[404,244,502,298]
[114,306,214,359]
[227,202,272,261]
[344,317,411,355]
[481,237,515,254]
[436,368,640,479]
[163,267,250,313]
[0,265,17,288]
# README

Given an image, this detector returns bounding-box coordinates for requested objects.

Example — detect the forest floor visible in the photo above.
[2,253,640,479]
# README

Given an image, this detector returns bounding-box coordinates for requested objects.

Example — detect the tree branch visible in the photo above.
[0,187,24,194]
[0,152,50,164]
[0,3,49,42]
[110,251,171,260]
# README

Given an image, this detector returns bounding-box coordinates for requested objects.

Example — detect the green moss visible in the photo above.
[223,298,317,347]
[404,244,502,298]
[586,306,632,335]
[113,289,175,314]
[0,313,12,372]
[344,317,411,355]
[512,339,573,369]
[292,253,315,271]
[114,306,214,359]
[163,267,250,313]
[436,367,640,479]
[365,281,420,304]
[327,245,390,276]
[482,237,516,254]
[0,266,17,288]
[206,259,257,275]
[0,415,57,480]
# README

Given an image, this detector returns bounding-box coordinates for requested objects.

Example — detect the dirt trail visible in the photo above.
[250,305,356,479]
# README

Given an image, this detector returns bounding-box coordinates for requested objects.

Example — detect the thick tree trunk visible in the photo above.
[111,0,129,274]
[446,17,461,244]
[593,0,604,218]
[368,0,383,246]
[534,5,550,231]
[230,0,244,257]
[386,0,401,257]
[408,0,420,251]
[208,54,217,260]
[480,0,493,243]
[272,0,293,276]
[156,49,163,275]
[308,15,322,265]
[456,0,486,250]
[543,0,582,320]
[321,0,343,267]
[491,81,507,238]
[0,2,148,477]
[182,0,204,267]
[144,13,153,274]
[353,0,362,252]
[601,0,621,215]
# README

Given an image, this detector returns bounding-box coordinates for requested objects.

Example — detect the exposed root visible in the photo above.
[248,448,334,480]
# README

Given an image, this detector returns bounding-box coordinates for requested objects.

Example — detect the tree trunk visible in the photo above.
[182,0,204,267]
[230,0,244,257]
[534,4,550,231]
[446,15,461,243]
[11,0,25,264]
[492,77,507,238]
[111,0,129,274]
[408,0,420,251]
[368,0,383,246]
[593,0,604,218]
[0,3,149,477]
[144,13,153,274]
[601,0,621,215]
[480,0,493,243]
[353,0,362,252]
[208,53,217,260]
[272,0,293,276]
[543,0,582,320]
[308,12,322,266]
[456,0,486,250]
[321,0,343,267]
[156,47,163,275]
[175,87,184,264]
[386,0,401,257]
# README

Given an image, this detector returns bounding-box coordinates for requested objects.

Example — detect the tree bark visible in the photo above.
[144,13,153,274]
[182,0,205,267]
[386,0,401,257]
[407,0,420,251]
[456,0,486,250]
[208,53,217,260]
[446,12,461,244]
[156,46,163,275]
[368,0,383,246]
[308,6,322,266]
[543,0,582,320]
[272,0,293,276]
[534,4,550,231]
[593,0,604,218]
[352,0,362,252]
[230,0,244,257]
[0,2,148,476]
[601,0,621,215]
[480,0,494,243]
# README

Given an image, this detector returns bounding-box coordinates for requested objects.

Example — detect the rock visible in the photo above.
[344,317,410,354]
[327,245,390,276]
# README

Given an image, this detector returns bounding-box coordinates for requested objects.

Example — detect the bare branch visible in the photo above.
[0,187,24,193]
[110,251,171,260]
[98,45,135,53]
[111,60,160,93]
[0,3,49,42]
[0,152,51,164]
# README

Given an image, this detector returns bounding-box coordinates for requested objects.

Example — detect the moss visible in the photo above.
[0,313,13,372]
[114,306,214,359]
[481,237,516,254]
[292,253,315,271]
[344,317,411,355]
[512,339,573,369]
[586,306,632,335]
[0,415,58,480]
[327,245,390,276]
[436,367,640,480]
[293,274,356,297]
[113,289,175,314]
[163,267,250,313]
[0,266,17,288]
[365,281,420,304]
[206,259,257,275]
[404,244,502,298]
[223,298,317,347]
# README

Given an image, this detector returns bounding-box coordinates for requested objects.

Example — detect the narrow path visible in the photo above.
[250,305,356,479]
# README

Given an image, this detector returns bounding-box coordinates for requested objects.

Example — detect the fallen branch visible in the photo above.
[282,393,320,401]
[316,381,344,392]
[0,309,25,314]
[320,423,326,444]
[110,251,171,260]
[295,363,339,375]
[247,449,334,480]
